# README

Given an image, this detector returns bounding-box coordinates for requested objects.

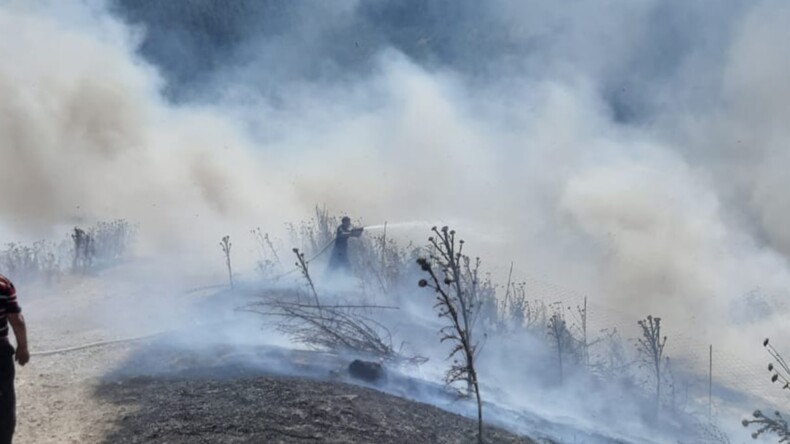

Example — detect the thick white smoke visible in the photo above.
[3,0,790,325]
[3,0,790,432]
[0,2,303,264]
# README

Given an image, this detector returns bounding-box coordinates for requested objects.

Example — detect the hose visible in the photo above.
[268,236,336,281]
[30,237,340,356]
[30,330,167,357]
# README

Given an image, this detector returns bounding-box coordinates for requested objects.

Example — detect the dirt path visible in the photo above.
[13,266,221,444]
[15,327,538,444]
[16,344,138,444]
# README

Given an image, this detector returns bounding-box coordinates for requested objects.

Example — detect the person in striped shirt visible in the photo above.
[1,274,28,444]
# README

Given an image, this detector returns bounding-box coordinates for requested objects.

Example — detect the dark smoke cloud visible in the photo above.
[111,0,746,122]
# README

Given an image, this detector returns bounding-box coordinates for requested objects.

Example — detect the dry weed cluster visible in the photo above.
[1,219,135,283]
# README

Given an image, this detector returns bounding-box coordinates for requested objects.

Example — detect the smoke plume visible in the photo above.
[3,0,790,432]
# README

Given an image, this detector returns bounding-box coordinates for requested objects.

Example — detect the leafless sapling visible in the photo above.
[547,306,577,384]
[251,227,282,278]
[505,283,549,334]
[501,262,514,324]
[247,247,423,363]
[461,254,498,332]
[636,315,668,418]
[220,235,234,289]
[577,297,590,368]
[591,328,635,386]
[562,297,597,371]
[417,226,484,444]
[505,282,527,330]
[293,247,321,311]
[249,298,401,360]
[662,356,686,415]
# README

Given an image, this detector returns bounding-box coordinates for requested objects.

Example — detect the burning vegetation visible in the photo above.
[7,209,787,443]
[5,0,790,442]
[195,209,766,443]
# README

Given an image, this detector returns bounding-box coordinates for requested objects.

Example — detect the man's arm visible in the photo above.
[8,313,28,366]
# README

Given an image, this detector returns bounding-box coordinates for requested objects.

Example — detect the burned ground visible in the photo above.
[90,339,547,444]
[13,273,545,444]
[96,374,538,444]
[18,334,546,444]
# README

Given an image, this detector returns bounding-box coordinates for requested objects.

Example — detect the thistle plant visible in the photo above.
[417,226,484,444]
[743,410,790,442]
[636,315,668,418]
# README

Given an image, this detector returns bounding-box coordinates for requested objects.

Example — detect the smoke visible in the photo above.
[4,0,790,439]
[0,1,304,263]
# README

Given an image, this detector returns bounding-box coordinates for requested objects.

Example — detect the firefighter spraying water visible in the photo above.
[327,216,364,274]
[321,218,432,276]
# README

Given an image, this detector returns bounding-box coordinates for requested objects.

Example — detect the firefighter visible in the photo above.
[327,216,363,273]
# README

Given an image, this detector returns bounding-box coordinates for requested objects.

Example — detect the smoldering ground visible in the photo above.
[3,0,790,442]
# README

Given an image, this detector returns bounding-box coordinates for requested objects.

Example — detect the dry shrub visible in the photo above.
[417,226,484,444]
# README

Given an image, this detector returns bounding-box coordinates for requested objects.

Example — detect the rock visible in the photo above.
[348,359,386,384]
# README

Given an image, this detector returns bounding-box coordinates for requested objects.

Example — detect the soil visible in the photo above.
[12,269,543,444]
[15,339,539,444]
[96,374,535,444]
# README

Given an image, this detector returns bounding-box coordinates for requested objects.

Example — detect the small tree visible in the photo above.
[636,315,668,418]
[247,246,424,364]
[417,226,484,444]
[251,228,282,279]
[547,310,569,384]
[463,256,499,332]
[591,328,634,386]
[220,235,233,289]
[575,297,591,368]
[293,248,320,310]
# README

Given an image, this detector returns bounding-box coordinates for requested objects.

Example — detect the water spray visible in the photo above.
[363,221,436,231]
